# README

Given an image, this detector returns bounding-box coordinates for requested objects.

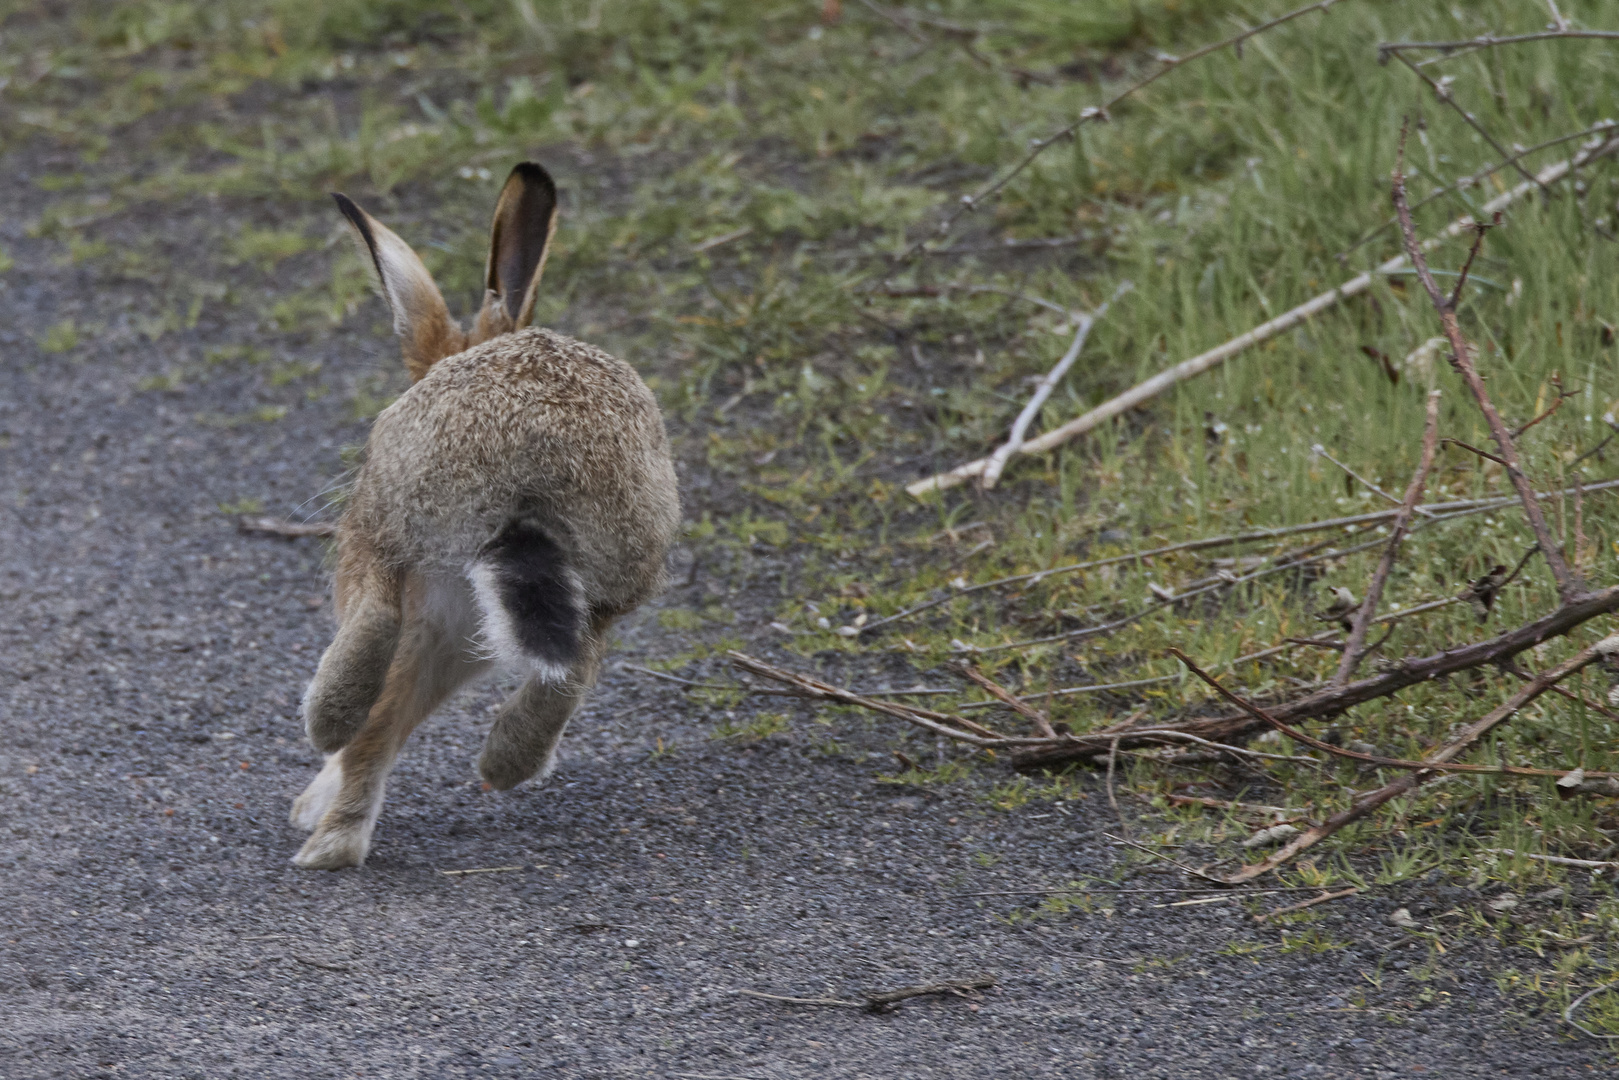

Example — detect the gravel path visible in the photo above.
[0,165,1608,1079]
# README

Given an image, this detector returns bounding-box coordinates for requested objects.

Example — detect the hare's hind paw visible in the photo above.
[292,823,371,869]
[290,755,343,831]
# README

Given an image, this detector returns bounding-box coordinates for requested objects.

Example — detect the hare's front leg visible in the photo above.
[294,597,490,869]
[478,622,609,791]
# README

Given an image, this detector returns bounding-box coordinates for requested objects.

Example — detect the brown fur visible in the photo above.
[293,164,680,869]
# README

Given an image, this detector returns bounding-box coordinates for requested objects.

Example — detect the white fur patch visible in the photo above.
[467,561,576,684]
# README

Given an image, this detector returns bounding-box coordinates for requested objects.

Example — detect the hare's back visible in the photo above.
[353,329,678,578]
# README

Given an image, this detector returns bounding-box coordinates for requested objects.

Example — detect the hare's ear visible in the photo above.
[472,163,558,342]
[332,193,465,383]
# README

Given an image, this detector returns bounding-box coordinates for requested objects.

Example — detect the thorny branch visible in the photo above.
[1393,123,1581,600]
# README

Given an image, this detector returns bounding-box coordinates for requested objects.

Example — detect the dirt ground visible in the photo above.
[0,132,1614,1079]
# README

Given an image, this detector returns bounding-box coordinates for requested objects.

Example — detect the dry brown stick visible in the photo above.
[1011,584,1619,770]
[958,663,1056,737]
[1174,638,1619,883]
[726,652,1013,743]
[864,975,996,1011]
[738,974,996,1013]
[883,0,1348,273]
[238,516,337,538]
[1392,128,1580,601]
[1334,389,1442,685]
[1254,887,1360,924]
[906,131,1619,496]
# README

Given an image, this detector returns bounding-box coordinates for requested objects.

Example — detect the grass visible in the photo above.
[6,0,1619,1022]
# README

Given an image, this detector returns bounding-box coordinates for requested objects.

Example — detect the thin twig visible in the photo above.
[1564,984,1619,1041]
[971,532,1394,655]
[980,281,1132,489]
[958,663,1055,737]
[1173,645,1619,779]
[291,954,354,972]
[1379,30,1619,60]
[883,0,1347,273]
[1391,53,1544,191]
[1254,887,1360,924]
[1392,125,1581,600]
[1334,389,1441,685]
[1104,832,1225,883]
[1483,849,1619,870]
[238,516,337,538]
[1311,444,1421,513]
[863,480,1619,635]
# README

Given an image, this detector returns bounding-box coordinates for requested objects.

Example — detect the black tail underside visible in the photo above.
[470,519,584,678]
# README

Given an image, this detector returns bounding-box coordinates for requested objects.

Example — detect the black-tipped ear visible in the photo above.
[332,193,383,281]
[484,162,559,327]
[331,192,464,382]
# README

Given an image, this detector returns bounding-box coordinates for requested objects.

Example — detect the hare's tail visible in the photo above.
[468,519,585,683]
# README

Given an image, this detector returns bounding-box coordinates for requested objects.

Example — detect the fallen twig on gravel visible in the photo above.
[906,129,1619,495]
[440,865,524,876]
[1254,887,1359,924]
[1564,984,1619,1041]
[739,975,996,1013]
[1482,850,1619,870]
[237,515,336,538]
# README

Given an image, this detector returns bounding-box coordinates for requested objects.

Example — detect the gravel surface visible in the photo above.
[1,166,1610,1080]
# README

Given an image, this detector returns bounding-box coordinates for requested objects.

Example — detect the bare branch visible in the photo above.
[1171,636,1619,882]
[1392,127,1581,599]
[1379,30,1619,61]
[1390,52,1546,191]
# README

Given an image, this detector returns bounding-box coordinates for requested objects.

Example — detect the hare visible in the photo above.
[289,162,680,869]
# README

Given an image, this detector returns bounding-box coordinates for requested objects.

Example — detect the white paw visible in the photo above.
[289,755,343,831]
[292,826,370,870]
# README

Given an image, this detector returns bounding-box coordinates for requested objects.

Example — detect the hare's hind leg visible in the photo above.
[294,575,490,869]
[478,620,610,791]
[303,541,405,753]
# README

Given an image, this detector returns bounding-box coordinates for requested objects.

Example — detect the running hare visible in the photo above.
[290,163,680,869]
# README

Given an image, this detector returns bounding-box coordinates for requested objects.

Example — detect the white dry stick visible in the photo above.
[979,281,1133,490]
[908,129,1619,497]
